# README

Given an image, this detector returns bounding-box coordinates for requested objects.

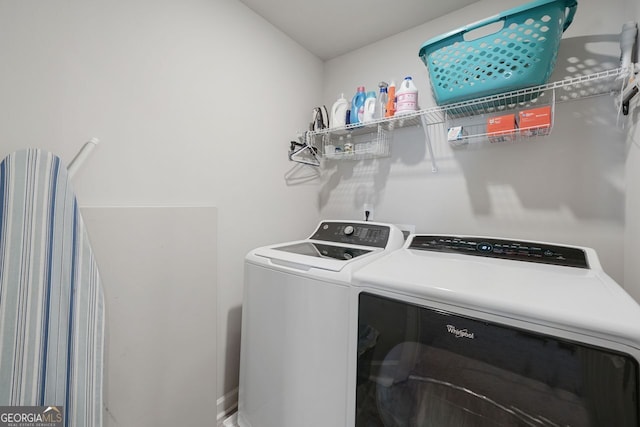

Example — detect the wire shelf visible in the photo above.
[303,67,627,161]
[321,124,391,160]
[442,67,626,118]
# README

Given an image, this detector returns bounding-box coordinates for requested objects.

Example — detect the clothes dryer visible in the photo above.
[238,220,405,427]
[350,234,640,426]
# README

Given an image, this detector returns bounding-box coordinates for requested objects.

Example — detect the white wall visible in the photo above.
[322,0,629,284]
[82,207,218,427]
[0,0,323,423]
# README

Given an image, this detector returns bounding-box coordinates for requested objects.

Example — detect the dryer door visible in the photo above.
[356,292,639,427]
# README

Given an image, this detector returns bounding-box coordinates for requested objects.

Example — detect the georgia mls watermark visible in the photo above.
[0,406,63,427]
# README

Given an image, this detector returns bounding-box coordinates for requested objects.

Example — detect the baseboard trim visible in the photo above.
[217,388,238,426]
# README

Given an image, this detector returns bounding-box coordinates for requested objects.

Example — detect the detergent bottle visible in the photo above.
[363,91,377,122]
[385,81,396,118]
[395,76,419,115]
[330,93,349,128]
[350,86,366,125]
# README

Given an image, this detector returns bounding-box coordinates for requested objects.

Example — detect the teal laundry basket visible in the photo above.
[418,0,578,105]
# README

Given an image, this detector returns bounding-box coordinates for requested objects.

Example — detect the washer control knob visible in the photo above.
[344,225,355,235]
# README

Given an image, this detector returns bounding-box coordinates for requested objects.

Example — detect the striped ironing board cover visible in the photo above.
[0,149,104,426]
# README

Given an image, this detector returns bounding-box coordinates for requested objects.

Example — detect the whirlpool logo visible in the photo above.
[447,324,475,339]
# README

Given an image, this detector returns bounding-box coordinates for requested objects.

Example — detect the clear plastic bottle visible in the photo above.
[374,82,388,119]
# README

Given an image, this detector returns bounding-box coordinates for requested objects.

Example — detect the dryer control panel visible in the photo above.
[409,235,589,269]
[310,221,391,248]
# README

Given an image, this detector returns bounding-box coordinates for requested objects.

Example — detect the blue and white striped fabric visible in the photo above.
[0,149,104,427]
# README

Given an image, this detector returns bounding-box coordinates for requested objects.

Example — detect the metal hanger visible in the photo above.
[288,132,320,167]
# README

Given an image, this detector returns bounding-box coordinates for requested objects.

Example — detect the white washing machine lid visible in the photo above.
[352,234,640,347]
[251,239,383,272]
[246,220,406,273]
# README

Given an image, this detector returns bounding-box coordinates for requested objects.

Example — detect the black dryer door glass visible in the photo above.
[356,292,639,427]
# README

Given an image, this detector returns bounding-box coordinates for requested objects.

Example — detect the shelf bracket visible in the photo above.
[420,115,438,173]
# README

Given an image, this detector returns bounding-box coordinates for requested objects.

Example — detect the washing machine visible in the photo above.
[238,220,405,427]
[350,234,640,426]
